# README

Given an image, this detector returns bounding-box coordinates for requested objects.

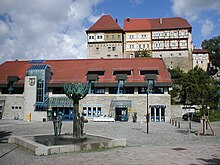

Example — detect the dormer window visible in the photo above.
[140,70,158,75]
[113,70,132,75]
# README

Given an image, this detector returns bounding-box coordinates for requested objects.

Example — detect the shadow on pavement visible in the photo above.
[0,131,12,143]
[196,158,220,165]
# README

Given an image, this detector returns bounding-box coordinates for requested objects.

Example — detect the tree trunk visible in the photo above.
[73,100,79,137]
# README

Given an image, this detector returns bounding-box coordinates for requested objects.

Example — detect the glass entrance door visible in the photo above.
[115,107,128,121]
[150,106,165,122]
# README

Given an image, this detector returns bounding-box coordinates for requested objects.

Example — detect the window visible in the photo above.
[113,70,132,75]
[118,35,120,39]
[87,71,105,75]
[112,35,114,39]
[112,47,116,51]
[147,79,154,94]
[37,79,44,102]
[151,107,155,122]
[89,36,94,39]
[125,87,134,94]
[83,107,102,117]
[83,107,87,116]
[108,47,111,51]
[88,80,95,94]
[140,70,158,75]
[138,87,147,94]
[88,107,92,116]
[155,87,164,94]
[93,107,96,116]
[52,87,64,94]
[109,87,117,94]
[97,107,102,116]
[96,88,105,94]
[117,80,125,94]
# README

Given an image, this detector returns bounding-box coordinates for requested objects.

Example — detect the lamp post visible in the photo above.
[146,88,149,134]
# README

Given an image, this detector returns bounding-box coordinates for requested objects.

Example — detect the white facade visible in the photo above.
[192,51,209,71]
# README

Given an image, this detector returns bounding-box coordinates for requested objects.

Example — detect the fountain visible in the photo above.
[8,83,126,155]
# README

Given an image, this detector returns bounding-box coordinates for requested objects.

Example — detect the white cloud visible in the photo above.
[171,0,220,21]
[0,0,103,64]
[201,19,214,37]
[88,14,104,24]
[0,20,9,39]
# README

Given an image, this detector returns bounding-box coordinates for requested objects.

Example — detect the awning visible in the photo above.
[110,100,131,108]
[149,104,166,108]
[49,97,73,107]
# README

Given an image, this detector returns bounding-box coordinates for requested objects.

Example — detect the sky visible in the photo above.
[0,0,220,64]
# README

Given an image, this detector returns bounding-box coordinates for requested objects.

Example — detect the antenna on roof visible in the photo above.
[126,17,130,22]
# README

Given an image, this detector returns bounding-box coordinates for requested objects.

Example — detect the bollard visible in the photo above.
[189,122,192,129]
[170,119,172,124]
[206,121,208,130]
[175,120,177,126]
[172,120,174,125]
[178,122,180,128]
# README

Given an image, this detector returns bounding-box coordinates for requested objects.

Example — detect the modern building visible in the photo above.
[86,15,124,59]
[0,58,172,122]
[192,49,210,71]
[87,15,193,72]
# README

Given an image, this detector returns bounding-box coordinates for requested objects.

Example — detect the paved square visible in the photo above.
[0,119,220,165]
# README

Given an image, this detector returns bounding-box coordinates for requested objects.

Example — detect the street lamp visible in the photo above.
[146,86,149,134]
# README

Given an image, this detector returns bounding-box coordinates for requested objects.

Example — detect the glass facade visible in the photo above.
[27,65,51,111]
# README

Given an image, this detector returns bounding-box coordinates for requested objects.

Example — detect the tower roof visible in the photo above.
[86,15,122,32]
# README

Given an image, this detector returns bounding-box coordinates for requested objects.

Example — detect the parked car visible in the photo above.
[182,112,195,121]
[182,112,201,122]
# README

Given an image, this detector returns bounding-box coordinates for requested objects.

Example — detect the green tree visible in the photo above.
[179,66,218,114]
[135,49,152,58]
[168,67,185,104]
[201,36,220,69]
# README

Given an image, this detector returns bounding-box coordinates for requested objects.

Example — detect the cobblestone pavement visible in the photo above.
[0,119,220,165]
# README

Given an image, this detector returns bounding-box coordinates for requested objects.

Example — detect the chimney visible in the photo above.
[115,18,118,23]
[126,17,130,22]
[159,18,163,24]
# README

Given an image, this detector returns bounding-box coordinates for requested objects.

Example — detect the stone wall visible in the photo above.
[88,43,123,59]
[80,93,171,122]
[152,51,193,72]
[0,95,24,120]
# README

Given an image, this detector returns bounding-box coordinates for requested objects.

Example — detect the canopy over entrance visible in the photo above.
[110,100,131,108]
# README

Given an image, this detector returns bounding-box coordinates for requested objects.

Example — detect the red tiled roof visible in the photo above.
[124,17,192,31]
[0,58,171,86]
[86,15,122,32]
